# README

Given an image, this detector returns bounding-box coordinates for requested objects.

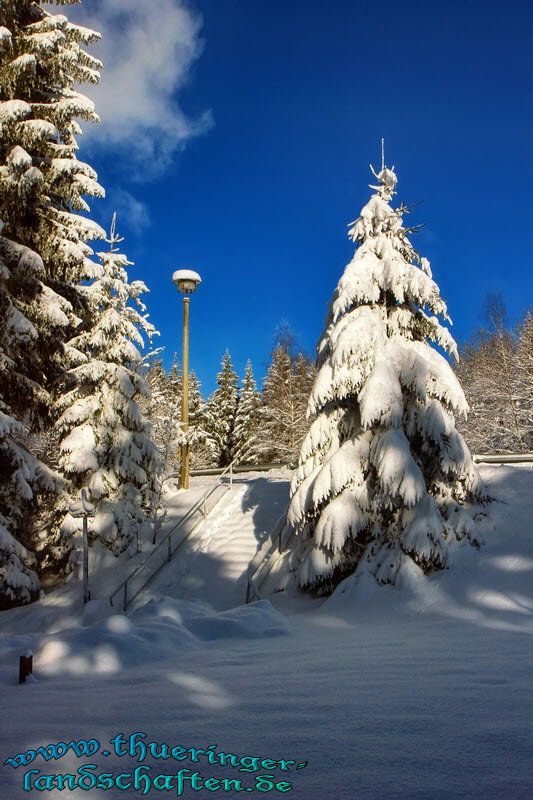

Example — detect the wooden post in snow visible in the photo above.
[19,651,33,684]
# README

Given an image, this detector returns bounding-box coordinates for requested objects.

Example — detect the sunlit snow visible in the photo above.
[0,465,532,799]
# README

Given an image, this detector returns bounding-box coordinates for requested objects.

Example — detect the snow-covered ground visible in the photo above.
[1,465,532,799]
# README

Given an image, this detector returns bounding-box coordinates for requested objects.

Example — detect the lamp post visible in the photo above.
[172,269,202,490]
[68,488,95,604]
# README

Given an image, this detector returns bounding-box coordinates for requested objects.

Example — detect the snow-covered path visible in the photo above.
[147,473,290,610]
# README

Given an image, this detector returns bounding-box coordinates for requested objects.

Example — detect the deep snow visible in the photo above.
[0,465,532,799]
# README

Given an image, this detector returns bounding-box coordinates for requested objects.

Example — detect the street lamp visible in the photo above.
[68,488,95,604]
[172,268,202,489]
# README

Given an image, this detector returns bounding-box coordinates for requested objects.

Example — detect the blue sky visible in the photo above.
[66,0,533,395]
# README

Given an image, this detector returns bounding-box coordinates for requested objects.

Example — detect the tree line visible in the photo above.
[456,297,532,454]
[143,328,315,476]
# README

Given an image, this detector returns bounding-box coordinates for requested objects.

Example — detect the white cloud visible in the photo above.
[62,0,212,174]
[108,189,151,232]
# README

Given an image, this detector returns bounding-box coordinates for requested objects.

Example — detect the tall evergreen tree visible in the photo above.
[188,370,216,469]
[146,358,171,433]
[253,344,315,464]
[55,216,160,556]
[0,2,105,291]
[233,360,260,465]
[168,352,182,406]
[206,350,239,467]
[0,0,106,432]
[144,359,216,474]
[144,356,183,477]
[292,351,316,454]
[0,229,63,606]
[282,163,489,595]
[0,1,104,601]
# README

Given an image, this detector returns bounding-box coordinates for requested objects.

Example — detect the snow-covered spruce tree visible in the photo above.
[206,351,239,467]
[56,217,161,556]
[168,352,182,404]
[144,360,215,473]
[0,401,59,607]
[283,164,490,594]
[253,345,315,465]
[144,357,184,476]
[292,351,316,453]
[0,0,105,434]
[0,2,105,292]
[146,358,171,432]
[233,360,260,465]
[0,228,64,606]
[0,2,106,584]
[188,370,216,469]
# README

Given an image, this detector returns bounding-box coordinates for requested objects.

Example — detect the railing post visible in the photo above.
[229,461,233,489]
[168,532,172,562]
[123,581,128,612]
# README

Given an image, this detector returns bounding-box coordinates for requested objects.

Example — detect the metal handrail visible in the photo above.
[245,509,297,603]
[110,459,236,611]
[473,453,533,463]
[188,463,289,477]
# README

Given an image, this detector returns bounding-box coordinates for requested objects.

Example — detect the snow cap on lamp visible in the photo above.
[172,269,202,294]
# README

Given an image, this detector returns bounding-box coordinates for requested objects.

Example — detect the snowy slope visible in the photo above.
[0,465,532,800]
